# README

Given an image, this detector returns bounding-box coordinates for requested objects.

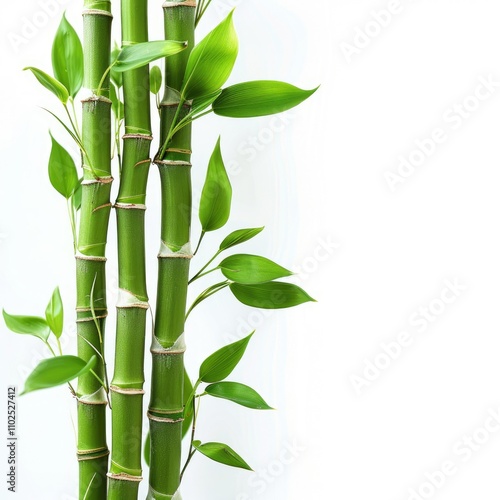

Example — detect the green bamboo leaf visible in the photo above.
[219,227,264,252]
[22,355,97,395]
[110,44,123,88]
[114,40,188,73]
[51,13,83,98]
[220,254,292,284]
[199,138,232,232]
[182,370,194,438]
[199,332,253,383]
[213,81,318,118]
[72,178,83,211]
[48,133,79,199]
[109,83,124,121]
[182,11,238,100]
[24,67,69,104]
[193,441,252,471]
[150,65,162,95]
[230,282,316,309]
[144,433,151,467]
[205,382,273,410]
[2,311,50,342]
[45,287,64,338]
[191,89,221,116]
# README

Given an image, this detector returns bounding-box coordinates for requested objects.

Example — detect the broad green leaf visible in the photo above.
[114,40,188,73]
[220,254,292,284]
[205,382,273,410]
[72,178,83,211]
[45,287,63,338]
[150,65,162,94]
[144,433,151,467]
[109,83,124,121]
[182,369,194,438]
[230,282,315,309]
[110,44,123,88]
[24,67,69,104]
[3,311,50,342]
[199,138,232,232]
[213,80,318,118]
[199,332,253,383]
[51,13,83,98]
[48,133,79,199]
[193,441,252,471]
[22,355,96,395]
[182,11,238,100]
[219,227,264,252]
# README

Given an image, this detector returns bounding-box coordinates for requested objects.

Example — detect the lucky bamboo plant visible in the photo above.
[4,2,317,499]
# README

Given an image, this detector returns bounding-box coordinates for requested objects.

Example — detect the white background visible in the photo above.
[2,0,500,499]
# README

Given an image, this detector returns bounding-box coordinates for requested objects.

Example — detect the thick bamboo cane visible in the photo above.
[147,1,196,498]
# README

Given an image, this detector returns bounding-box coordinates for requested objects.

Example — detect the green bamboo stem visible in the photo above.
[76,2,113,498]
[148,2,196,498]
[108,0,152,498]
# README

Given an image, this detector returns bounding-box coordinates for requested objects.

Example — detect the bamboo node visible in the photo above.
[116,288,150,309]
[162,0,196,8]
[74,253,107,262]
[147,412,184,424]
[76,313,108,323]
[155,159,192,167]
[123,133,153,141]
[107,473,143,482]
[110,385,145,395]
[151,333,186,355]
[114,203,147,211]
[81,176,114,185]
[82,9,113,18]
[158,241,193,259]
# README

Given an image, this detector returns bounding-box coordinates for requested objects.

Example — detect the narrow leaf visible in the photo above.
[48,133,79,199]
[150,65,162,94]
[220,254,292,284]
[219,227,264,252]
[213,80,318,118]
[72,178,83,211]
[51,13,83,98]
[199,138,232,232]
[199,332,253,383]
[182,370,194,438]
[109,83,124,121]
[45,287,64,338]
[144,433,151,467]
[182,11,238,100]
[191,89,222,116]
[110,44,123,88]
[22,355,96,395]
[24,67,69,104]
[205,382,273,410]
[230,282,315,309]
[3,311,50,342]
[114,40,188,73]
[193,441,252,471]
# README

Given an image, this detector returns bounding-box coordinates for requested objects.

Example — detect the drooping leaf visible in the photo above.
[219,254,292,284]
[110,44,123,88]
[113,40,188,73]
[45,287,64,338]
[109,83,124,121]
[22,355,97,395]
[182,11,238,100]
[72,178,83,211]
[150,65,162,94]
[205,382,273,410]
[24,67,69,104]
[199,332,253,383]
[199,138,232,232]
[3,311,50,342]
[144,432,151,467]
[48,133,79,199]
[182,369,195,438]
[193,441,252,471]
[51,13,83,98]
[230,282,315,309]
[213,80,318,118]
[219,227,264,252]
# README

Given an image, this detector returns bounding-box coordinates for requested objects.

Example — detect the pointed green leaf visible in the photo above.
[193,441,252,471]
[110,44,123,88]
[213,81,318,118]
[150,65,162,94]
[72,178,83,211]
[24,67,69,104]
[48,133,79,199]
[220,254,292,284]
[199,138,232,232]
[45,287,63,338]
[199,332,253,383]
[182,369,194,438]
[144,433,151,467]
[51,13,83,98]
[114,40,188,73]
[22,355,96,395]
[219,227,264,252]
[230,282,315,309]
[182,11,238,100]
[191,89,222,116]
[109,83,124,121]
[205,382,273,410]
[3,311,50,342]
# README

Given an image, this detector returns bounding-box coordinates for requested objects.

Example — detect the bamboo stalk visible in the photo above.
[108,0,152,498]
[77,1,113,498]
[147,2,196,498]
